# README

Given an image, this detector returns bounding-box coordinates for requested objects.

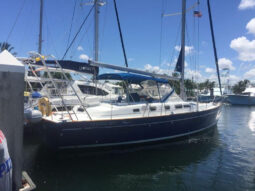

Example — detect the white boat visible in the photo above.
[23,62,124,110]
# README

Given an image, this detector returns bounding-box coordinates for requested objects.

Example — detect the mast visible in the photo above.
[38,0,43,54]
[94,0,99,62]
[113,0,128,68]
[180,0,186,100]
[207,0,222,95]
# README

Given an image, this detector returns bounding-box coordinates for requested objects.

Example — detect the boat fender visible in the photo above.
[38,97,52,116]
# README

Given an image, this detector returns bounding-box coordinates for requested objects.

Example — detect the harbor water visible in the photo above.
[24,105,255,191]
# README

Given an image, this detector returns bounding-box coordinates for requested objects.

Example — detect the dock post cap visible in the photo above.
[0,50,25,73]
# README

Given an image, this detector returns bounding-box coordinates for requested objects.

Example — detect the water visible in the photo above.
[24,105,255,191]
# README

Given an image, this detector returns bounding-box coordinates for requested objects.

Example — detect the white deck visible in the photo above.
[43,101,219,123]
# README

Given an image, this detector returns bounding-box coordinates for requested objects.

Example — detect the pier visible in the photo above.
[0,50,35,191]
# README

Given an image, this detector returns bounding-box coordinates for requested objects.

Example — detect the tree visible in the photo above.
[169,80,180,95]
[0,42,17,55]
[184,79,197,97]
[232,80,250,94]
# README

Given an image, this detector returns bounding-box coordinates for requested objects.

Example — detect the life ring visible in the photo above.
[38,97,52,116]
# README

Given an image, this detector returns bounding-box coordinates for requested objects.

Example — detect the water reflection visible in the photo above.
[248,111,255,135]
[27,128,219,191]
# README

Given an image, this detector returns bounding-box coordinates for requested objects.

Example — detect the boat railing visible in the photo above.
[24,60,60,112]
[28,52,92,121]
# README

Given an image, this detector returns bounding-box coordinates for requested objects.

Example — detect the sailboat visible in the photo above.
[29,0,222,149]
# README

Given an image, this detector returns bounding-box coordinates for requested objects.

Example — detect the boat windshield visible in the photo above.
[127,80,173,102]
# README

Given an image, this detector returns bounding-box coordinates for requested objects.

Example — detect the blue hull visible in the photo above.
[41,105,221,149]
[226,95,255,105]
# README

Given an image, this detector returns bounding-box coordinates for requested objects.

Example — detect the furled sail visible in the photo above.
[174,48,183,73]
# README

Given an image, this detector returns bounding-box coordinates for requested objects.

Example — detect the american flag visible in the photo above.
[194,11,202,17]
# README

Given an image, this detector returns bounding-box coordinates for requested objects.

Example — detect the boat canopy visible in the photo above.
[97,73,169,84]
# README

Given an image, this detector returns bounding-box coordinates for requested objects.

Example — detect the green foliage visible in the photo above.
[169,77,216,97]
[184,79,197,97]
[198,80,215,91]
[169,80,180,95]
[232,80,250,94]
[0,42,17,55]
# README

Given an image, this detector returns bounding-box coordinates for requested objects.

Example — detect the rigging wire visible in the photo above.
[62,4,95,60]
[186,20,195,77]
[44,9,60,58]
[99,0,109,61]
[66,0,78,51]
[167,19,182,74]
[6,0,27,42]
[158,0,165,67]
[113,0,128,67]
[17,0,35,52]
[197,0,201,84]
[70,16,94,59]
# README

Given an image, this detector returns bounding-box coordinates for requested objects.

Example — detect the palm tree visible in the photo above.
[0,42,17,55]
[232,79,250,94]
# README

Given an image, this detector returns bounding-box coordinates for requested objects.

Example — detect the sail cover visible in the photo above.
[98,73,169,84]
[174,48,183,73]
[34,60,99,75]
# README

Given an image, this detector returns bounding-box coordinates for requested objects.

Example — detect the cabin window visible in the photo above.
[164,105,170,110]
[133,108,140,112]
[183,105,191,108]
[175,104,183,109]
[78,85,108,96]
[150,106,157,111]
[52,106,73,112]
[78,107,85,112]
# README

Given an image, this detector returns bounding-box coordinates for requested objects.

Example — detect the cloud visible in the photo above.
[185,69,203,81]
[239,0,255,9]
[230,36,255,61]
[143,64,205,82]
[201,41,207,46]
[144,64,167,75]
[77,46,83,51]
[218,58,235,70]
[128,58,134,62]
[209,74,217,82]
[209,74,240,85]
[205,67,215,73]
[244,68,255,79]
[246,18,255,35]
[229,75,241,84]
[79,54,89,61]
[174,45,194,55]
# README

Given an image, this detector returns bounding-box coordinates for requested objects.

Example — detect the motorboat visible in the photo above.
[226,87,255,105]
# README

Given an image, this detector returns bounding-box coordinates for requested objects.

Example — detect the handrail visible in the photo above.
[51,55,92,120]
[28,52,77,120]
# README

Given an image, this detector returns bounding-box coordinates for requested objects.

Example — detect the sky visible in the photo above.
[1,0,255,85]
